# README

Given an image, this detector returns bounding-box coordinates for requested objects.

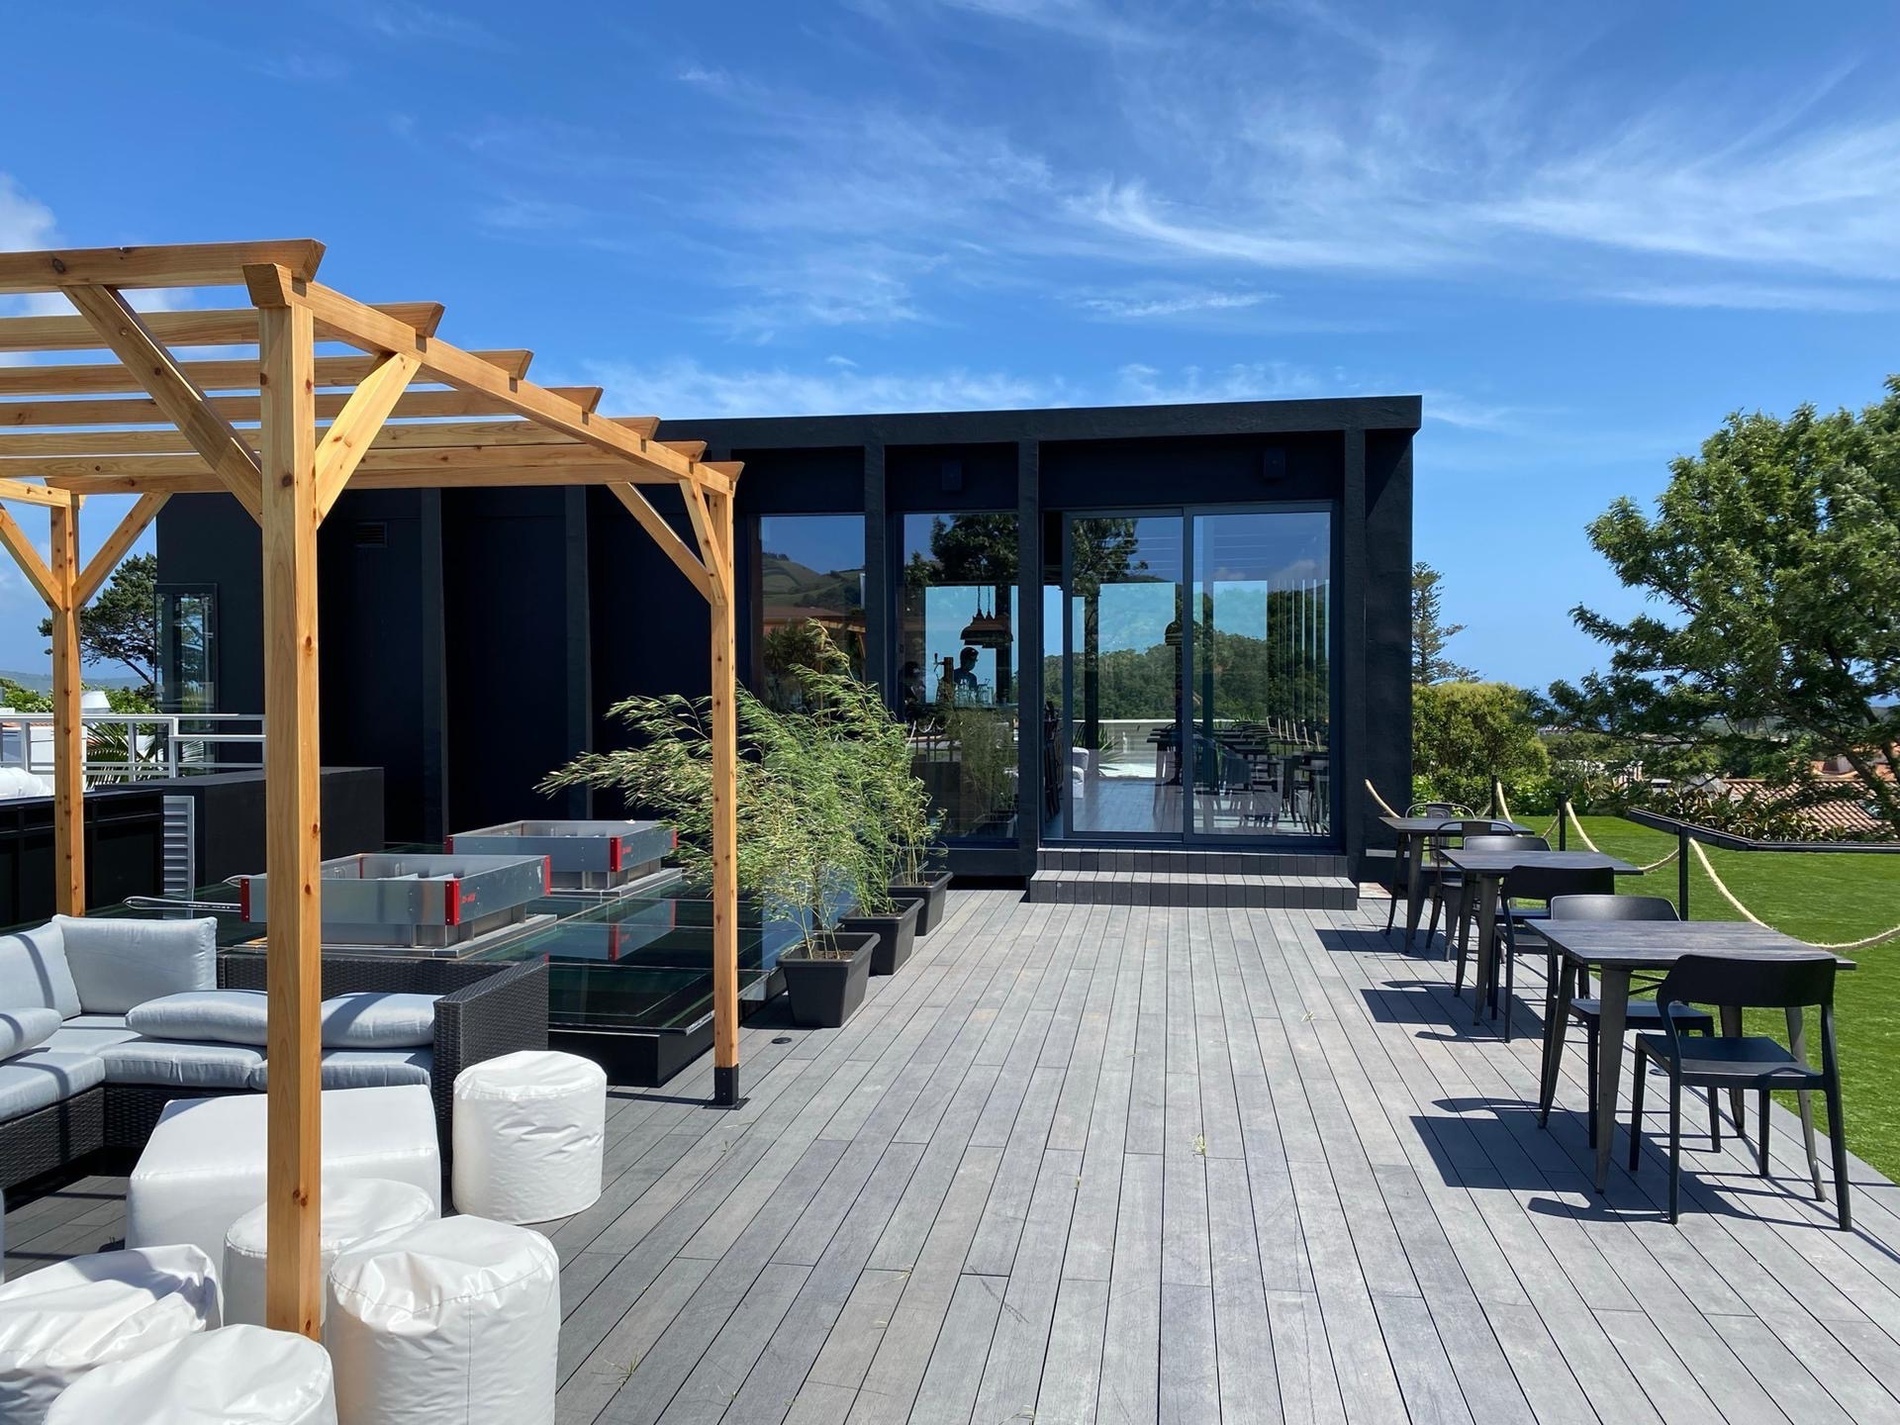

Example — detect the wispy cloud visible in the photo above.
[1071,285,1272,320]
[362,4,497,48]
[588,357,1054,419]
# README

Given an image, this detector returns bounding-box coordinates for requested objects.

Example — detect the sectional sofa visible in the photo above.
[0,916,547,1194]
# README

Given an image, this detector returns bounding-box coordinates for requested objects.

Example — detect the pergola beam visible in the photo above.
[0,349,531,397]
[315,353,419,519]
[0,414,659,457]
[0,506,60,607]
[63,285,264,521]
[0,385,605,430]
[0,475,72,506]
[0,302,445,353]
[36,452,708,494]
[0,240,325,294]
[47,502,83,916]
[607,482,715,601]
[77,493,169,606]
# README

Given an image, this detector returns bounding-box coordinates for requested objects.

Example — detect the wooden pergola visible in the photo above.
[0,240,743,1336]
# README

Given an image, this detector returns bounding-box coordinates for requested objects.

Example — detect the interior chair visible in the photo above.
[1385,801,1472,934]
[1540,895,1718,1149]
[1629,953,1848,1228]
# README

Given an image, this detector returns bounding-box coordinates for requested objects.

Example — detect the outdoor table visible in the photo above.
[1532,919,1852,1193]
[1439,849,1638,1023]
[1379,816,1528,952]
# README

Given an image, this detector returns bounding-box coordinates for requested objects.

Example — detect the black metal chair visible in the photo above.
[1629,953,1849,1228]
[1449,833,1547,998]
[1423,819,1518,951]
[1384,801,1471,934]
[1540,895,1718,1149]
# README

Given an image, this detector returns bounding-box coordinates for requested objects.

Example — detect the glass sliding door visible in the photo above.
[756,515,866,710]
[1064,514,1185,837]
[1188,510,1331,838]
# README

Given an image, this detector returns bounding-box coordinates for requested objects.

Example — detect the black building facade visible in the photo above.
[156,397,1417,878]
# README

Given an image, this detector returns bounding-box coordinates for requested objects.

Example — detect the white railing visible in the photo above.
[0,711,265,784]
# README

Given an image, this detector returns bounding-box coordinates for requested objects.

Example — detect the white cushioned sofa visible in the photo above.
[0,917,548,1194]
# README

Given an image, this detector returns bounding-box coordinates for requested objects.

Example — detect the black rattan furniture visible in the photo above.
[0,953,547,1196]
[1628,952,1849,1228]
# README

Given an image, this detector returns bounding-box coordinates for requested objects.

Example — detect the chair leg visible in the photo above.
[1702,1027,1719,1150]
[1453,887,1470,994]
[1827,1077,1852,1232]
[1628,1040,1646,1172]
[1758,1089,1772,1177]
[1586,1024,1599,1150]
[1383,875,1399,933]
[1425,886,1443,949]
[1668,1075,1682,1224]
[1502,937,1516,1043]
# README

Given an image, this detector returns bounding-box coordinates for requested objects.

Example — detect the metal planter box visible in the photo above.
[238,852,551,950]
[447,819,675,891]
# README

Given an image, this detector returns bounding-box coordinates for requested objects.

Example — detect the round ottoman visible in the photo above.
[327,1216,559,1425]
[46,1324,335,1424]
[452,1051,605,1222]
[0,1244,219,1424]
[223,1178,439,1328]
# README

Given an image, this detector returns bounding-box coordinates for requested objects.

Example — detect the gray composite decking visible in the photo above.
[11,889,1900,1423]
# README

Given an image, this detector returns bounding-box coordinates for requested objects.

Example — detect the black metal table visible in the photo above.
[1532,919,1852,1192]
[1379,816,1528,952]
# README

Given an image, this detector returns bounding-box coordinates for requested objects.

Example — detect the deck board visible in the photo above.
[11,888,1900,1423]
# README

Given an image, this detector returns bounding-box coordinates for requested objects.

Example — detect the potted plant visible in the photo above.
[540,683,877,1029]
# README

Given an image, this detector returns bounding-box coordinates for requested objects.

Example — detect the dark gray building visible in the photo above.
[156,396,1417,879]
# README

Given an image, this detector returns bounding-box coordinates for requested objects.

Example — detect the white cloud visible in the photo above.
[1072,285,1272,320]
[588,358,1054,420]
[0,175,55,250]
[362,4,497,47]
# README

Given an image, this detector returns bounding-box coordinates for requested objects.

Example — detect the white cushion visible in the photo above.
[247,1050,434,1092]
[44,1324,336,1425]
[128,990,271,1046]
[222,1179,438,1330]
[0,924,80,1019]
[127,1087,442,1267]
[0,1009,61,1062]
[318,993,438,1050]
[453,1051,606,1223]
[0,1244,219,1425]
[43,1015,140,1055]
[100,1038,264,1090]
[53,917,216,1015]
[327,1217,559,1425]
[0,1050,105,1125]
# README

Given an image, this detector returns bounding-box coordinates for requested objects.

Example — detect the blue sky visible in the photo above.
[4,0,1899,689]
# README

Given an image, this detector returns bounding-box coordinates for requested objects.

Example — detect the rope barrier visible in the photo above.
[1686,837,1900,951]
[1364,779,1401,818]
[1564,802,1679,872]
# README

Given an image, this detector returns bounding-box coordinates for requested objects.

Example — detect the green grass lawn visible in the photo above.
[1558,814,1900,1179]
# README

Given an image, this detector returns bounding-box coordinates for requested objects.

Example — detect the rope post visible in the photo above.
[1557,792,1568,850]
[1678,829,1691,919]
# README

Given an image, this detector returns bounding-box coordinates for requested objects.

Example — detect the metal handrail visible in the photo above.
[0,710,266,782]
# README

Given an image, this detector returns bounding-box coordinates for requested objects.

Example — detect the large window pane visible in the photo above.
[900,513,1018,841]
[758,515,865,710]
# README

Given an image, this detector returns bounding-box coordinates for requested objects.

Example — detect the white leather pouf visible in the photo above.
[327,1216,559,1425]
[45,1324,335,1424]
[128,1087,442,1264]
[223,1178,439,1328]
[0,1244,219,1424]
[452,1051,605,1222]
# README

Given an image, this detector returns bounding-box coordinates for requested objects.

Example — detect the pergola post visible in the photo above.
[256,293,325,1338]
[707,484,740,1106]
[48,501,84,915]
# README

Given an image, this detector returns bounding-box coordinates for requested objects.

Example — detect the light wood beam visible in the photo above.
[606,483,713,602]
[315,353,418,520]
[0,349,531,397]
[48,501,84,916]
[0,385,603,430]
[706,482,740,1106]
[37,448,702,492]
[660,440,706,460]
[0,240,325,294]
[245,267,709,492]
[77,493,169,605]
[0,302,444,353]
[0,476,71,506]
[63,285,263,521]
[0,414,659,457]
[682,479,725,577]
[256,297,324,1340]
[0,507,60,607]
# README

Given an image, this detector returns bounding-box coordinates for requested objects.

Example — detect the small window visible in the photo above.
[156,584,219,714]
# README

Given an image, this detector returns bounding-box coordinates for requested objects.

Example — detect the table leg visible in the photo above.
[1720,1005,1747,1146]
[1540,956,1575,1127]
[1787,1006,1826,1201]
[1404,835,1427,952]
[1593,968,1630,1192]
[1473,875,1500,1028]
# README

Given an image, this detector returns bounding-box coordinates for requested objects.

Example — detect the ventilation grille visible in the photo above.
[352,521,389,548]
[162,796,196,898]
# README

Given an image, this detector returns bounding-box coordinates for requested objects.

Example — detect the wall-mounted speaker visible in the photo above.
[941,459,964,493]
[1261,447,1288,483]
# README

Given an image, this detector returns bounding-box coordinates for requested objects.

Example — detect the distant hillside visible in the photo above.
[0,668,142,693]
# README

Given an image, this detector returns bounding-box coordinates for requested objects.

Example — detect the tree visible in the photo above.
[1412,562,1475,684]
[38,553,159,695]
[1545,378,1900,830]
[1413,681,1550,812]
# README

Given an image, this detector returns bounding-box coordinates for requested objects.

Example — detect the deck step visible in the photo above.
[1036,846,1349,877]
[1025,868,1357,908]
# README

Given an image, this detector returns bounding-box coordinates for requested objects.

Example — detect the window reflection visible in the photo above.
[757,515,865,710]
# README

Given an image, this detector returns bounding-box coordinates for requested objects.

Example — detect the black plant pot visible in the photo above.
[782,931,876,1028]
[890,871,953,935]
[840,897,921,976]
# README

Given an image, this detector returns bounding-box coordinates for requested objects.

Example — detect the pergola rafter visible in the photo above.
[0,239,742,1341]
